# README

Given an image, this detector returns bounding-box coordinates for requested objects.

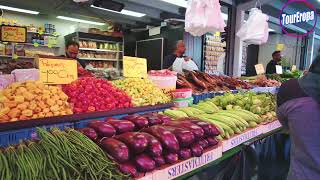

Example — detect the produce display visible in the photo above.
[0,81,73,122]
[62,77,132,113]
[242,75,281,87]
[113,78,172,106]
[86,66,121,80]
[177,70,252,93]
[0,128,127,179]
[267,70,303,83]
[0,60,34,74]
[79,112,220,177]
[163,92,276,139]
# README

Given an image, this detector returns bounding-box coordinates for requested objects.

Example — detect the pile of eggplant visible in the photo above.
[177,70,252,93]
[78,113,220,178]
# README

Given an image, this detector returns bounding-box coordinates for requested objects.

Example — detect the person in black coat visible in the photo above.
[266,51,282,74]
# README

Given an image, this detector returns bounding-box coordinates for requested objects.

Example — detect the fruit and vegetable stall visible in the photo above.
[0,65,283,179]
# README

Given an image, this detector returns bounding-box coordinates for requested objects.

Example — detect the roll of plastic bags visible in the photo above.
[236,8,269,45]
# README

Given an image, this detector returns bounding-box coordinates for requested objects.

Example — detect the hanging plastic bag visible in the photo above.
[172,57,199,74]
[185,0,226,36]
[236,8,269,45]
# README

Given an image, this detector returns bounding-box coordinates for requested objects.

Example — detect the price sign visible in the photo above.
[276,65,283,74]
[38,58,78,84]
[123,56,147,78]
[291,65,297,71]
[276,43,285,51]
[1,25,27,43]
[255,64,265,75]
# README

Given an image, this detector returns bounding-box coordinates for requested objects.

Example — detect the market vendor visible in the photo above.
[276,53,320,179]
[164,40,199,73]
[266,51,282,74]
[64,41,86,67]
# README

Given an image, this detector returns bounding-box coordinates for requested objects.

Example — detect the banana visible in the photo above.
[188,107,206,115]
[210,114,244,128]
[248,121,258,128]
[199,114,237,129]
[225,131,230,139]
[234,109,262,123]
[234,127,241,134]
[227,110,260,123]
[193,105,215,114]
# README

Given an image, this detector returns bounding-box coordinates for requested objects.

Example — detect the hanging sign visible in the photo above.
[291,65,297,71]
[123,56,147,78]
[276,43,285,51]
[254,64,265,75]
[276,65,283,74]
[38,58,78,84]
[0,25,27,43]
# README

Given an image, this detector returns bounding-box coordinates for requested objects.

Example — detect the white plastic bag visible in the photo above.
[185,0,226,36]
[236,8,269,45]
[172,57,199,74]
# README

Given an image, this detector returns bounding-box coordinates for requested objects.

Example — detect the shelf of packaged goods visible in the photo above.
[79,48,122,53]
[78,57,118,61]
[0,55,34,59]
[0,103,174,132]
[27,31,59,37]
[21,43,59,48]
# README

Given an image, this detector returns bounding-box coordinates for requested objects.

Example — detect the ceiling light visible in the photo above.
[91,5,146,17]
[0,5,39,15]
[56,16,105,26]
[160,0,188,8]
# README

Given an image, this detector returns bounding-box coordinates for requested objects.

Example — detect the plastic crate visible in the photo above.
[0,122,74,147]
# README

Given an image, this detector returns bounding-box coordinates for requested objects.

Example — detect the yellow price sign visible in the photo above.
[291,65,297,71]
[214,32,221,37]
[38,58,78,84]
[123,56,147,78]
[1,25,27,43]
[276,43,285,51]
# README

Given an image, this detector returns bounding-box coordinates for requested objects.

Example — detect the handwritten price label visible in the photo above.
[123,56,147,78]
[38,58,78,84]
[1,25,27,43]
[255,64,265,75]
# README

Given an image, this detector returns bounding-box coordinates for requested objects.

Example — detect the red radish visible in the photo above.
[114,132,148,154]
[134,154,156,172]
[78,127,97,141]
[105,118,135,134]
[100,138,129,163]
[139,132,163,157]
[191,143,204,157]
[142,126,180,153]
[207,137,219,146]
[179,148,192,160]
[198,139,209,149]
[122,115,149,130]
[164,153,179,164]
[153,156,166,167]
[118,162,138,177]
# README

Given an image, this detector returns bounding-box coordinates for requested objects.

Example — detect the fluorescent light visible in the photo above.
[91,5,146,17]
[160,0,188,8]
[56,16,105,26]
[0,5,39,15]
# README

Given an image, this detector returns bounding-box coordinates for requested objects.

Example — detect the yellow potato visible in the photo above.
[8,108,21,119]
[43,108,50,113]
[21,109,33,117]
[46,99,56,106]
[38,112,45,118]
[14,96,25,103]
[50,105,59,112]
[16,102,29,110]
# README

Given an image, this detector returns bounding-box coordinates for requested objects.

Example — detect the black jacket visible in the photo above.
[266,60,279,74]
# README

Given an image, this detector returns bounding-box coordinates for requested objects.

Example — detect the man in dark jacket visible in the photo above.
[266,51,282,74]
[277,54,320,180]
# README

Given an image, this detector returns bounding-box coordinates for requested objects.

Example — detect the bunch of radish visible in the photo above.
[78,114,220,177]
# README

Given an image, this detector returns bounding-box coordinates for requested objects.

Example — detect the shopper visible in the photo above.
[266,51,282,74]
[277,54,320,180]
[163,40,198,73]
[64,41,85,67]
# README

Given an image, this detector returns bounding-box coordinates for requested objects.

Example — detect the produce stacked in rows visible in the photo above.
[112,78,171,106]
[0,128,127,180]
[79,113,220,177]
[211,92,276,122]
[177,70,252,93]
[62,77,132,113]
[242,75,281,87]
[0,81,73,122]
[267,70,303,83]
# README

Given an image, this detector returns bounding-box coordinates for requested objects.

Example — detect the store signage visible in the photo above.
[38,58,78,84]
[276,43,285,51]
[254,64,265,75]
[280,1,317,38]
[276,65,283,74]
[123,56,147,78]
[0,25,27,43]
[291,65,297,71]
